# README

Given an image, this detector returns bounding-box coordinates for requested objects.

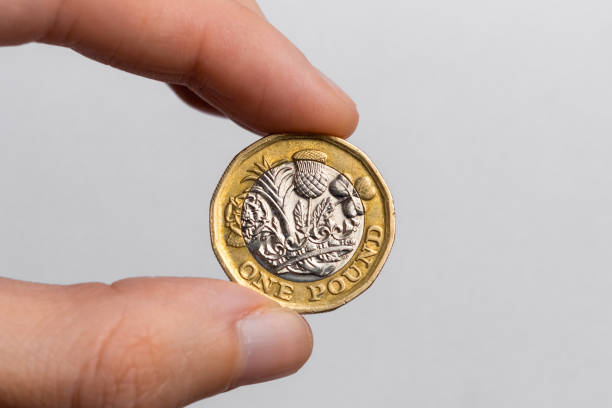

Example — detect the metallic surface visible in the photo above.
[210,134,395,313]
[241,161,364,282]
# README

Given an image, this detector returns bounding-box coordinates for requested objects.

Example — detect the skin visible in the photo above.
[0,0,359,407]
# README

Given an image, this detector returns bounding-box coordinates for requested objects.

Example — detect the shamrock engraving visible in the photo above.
[329,175,364,218]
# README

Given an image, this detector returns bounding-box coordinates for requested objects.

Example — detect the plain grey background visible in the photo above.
[2,0,612,406]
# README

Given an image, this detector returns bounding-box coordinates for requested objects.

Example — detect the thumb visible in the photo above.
[0,277,312,408]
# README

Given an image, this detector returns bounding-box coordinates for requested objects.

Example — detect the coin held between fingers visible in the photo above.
[210,134,395,313]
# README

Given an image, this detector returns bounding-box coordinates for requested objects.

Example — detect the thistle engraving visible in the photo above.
[240,151,365,282]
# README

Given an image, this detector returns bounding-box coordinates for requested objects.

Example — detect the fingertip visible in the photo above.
[233,307,313,388]
[319,72,360,138]
[337,98,360,139]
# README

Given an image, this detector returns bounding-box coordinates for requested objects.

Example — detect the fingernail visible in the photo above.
[235,308,312,387]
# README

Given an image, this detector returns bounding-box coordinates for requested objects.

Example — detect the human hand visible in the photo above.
[0,0,358,406]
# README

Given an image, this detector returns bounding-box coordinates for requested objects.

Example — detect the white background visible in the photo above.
[1,0,612,406]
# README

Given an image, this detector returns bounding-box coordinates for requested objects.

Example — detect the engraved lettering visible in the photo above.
[328,277,347,295]
[365,225,384,247]
[342,266,362,282]
[277,282,295,301]
[240,261,295,300]
[308,284,326,301]
[356,243,378,268]
[239,261,258,280]
[241,225,385,303]
[251,273,278,294]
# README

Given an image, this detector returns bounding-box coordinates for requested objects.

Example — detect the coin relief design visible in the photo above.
[240,151,366,282]
[211,134,394,313]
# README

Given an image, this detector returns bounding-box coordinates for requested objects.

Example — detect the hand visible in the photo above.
[0,0,358,407]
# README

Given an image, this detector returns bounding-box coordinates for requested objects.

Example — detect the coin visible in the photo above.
[210,134,395,313]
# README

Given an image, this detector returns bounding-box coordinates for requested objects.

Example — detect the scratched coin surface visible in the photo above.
[210,134,395,313]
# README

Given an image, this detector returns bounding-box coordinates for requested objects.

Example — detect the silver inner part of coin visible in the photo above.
[241,161,365,282]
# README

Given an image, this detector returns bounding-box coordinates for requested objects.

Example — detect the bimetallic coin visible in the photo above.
[210,134,395,313]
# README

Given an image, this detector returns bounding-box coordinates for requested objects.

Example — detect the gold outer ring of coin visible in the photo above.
[210,133,395,313]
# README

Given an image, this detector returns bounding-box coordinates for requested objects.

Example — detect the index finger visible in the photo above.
[1,0,359,137]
